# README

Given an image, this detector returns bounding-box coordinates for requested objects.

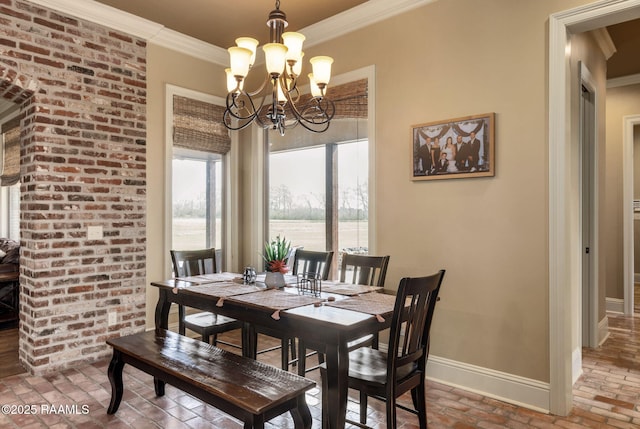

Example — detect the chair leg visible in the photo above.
[386,395,397,429]
[412,383,428,429]
[359,391,368,424]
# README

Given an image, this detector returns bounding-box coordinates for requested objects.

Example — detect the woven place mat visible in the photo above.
[176,272,243,284]
[228,289,323,312]
[324,293,398,319]
[185,282,263,298]
[319,282,383,296]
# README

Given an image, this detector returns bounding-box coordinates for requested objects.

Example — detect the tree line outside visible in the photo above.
[269,182,368,221]
[173,182,368,221]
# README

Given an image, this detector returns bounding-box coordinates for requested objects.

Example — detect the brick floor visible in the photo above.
[1,312,639,428]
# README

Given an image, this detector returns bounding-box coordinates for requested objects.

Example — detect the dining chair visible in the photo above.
[340,254,391,349]
[256,249,334,371]
[290,249,333,279]
[339,253,390,287]
[170,248,242,350]
[297,254,390,374]
[320,269,445,429]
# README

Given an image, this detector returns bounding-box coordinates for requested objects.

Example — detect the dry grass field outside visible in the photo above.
[172,218,368,256]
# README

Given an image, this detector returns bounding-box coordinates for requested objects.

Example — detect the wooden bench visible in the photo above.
[106,329,315,429]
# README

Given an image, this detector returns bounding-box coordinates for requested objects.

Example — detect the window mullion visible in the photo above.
[326,143,339,279]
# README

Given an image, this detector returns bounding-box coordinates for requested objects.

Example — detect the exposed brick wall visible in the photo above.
[0,0,147,374]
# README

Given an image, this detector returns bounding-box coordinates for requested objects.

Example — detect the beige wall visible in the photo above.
[144,0,599,384]
[606,83,640,284]
[296,0,592,382]
[145,44,227,327]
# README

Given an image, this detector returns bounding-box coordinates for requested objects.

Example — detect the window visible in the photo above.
[168,87,230,270]
[267,77,370,274]
[337,141,368,253]
[172,151,222,251]
[268,141,368,254]
[269,146,326,250]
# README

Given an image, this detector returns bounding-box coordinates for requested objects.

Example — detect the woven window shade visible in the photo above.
[173,95,231,154]
[1,116,21,186]
[280,78,368,121]
[327,78,368,119]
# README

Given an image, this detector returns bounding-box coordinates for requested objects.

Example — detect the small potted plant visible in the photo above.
[262,235,291,288]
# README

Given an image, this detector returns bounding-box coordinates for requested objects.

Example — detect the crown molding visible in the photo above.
[607,73,640,88]
[302,0,439,48]
[589,27,616,60]
[151,28,228,65]
[27,0,164,39]
[27,0,438,65]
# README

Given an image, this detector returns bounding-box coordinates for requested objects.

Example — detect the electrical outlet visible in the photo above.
[87,225,103,240]
[108,312,117,326]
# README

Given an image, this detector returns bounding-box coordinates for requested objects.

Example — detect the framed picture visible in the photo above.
[411,112,495,181]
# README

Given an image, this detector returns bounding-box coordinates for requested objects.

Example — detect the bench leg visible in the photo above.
[107,350,125,414]
[154,377,165,396]
[290,394,312,429]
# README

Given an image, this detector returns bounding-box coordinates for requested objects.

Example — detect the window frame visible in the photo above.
[0,105,21,240]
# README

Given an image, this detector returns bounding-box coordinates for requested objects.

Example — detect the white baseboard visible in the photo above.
[606,297,624,314]
[572,347,582,384]
[598,315,610,347]
[426,355,550,413]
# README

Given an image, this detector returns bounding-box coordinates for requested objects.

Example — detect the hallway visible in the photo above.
[1,311,639,428]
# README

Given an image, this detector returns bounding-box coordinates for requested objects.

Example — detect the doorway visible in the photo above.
[579,64,598,349]
[623,116,640,315]
[0,101,23,378]
[549,0,640,416]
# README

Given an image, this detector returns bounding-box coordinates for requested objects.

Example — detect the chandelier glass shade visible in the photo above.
[223,0,336,135]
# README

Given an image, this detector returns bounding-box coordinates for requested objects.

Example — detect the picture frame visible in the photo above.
[411,112,495,181]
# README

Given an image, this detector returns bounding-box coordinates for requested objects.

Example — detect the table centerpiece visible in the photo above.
[262,235,291,288]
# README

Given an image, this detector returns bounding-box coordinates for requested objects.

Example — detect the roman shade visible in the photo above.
[173,95,231,155]
[1,116,20,186]
[327,78,368,120]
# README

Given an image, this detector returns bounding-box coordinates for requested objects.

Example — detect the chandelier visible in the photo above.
[223,0,335,136]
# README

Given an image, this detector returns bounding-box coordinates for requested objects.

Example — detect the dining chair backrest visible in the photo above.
[291,250,333,280]
[339,254,390,286]
[170,248,217,277]
[387,270,445,381]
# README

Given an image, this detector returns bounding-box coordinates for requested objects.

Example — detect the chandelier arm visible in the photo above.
[225,92,257,122]
[223,109,254,131]
[281,78,302,105]
[288,96,335,125]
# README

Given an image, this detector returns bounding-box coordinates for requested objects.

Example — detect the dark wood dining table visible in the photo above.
[150,275,395,429]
